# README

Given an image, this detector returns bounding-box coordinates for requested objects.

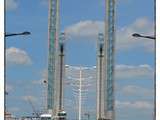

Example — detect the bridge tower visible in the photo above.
[47,0,59,112]
[97,0,115,120]
[47,0,67,119]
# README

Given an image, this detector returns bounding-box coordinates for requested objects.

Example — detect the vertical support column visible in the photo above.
[56,33,67,120]
[97,33,106,120]
[47,0,60,114]
[105,0,115,120]
[58,33,65,111]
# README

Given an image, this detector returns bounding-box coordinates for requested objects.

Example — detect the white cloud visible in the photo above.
[6,0,18,11]
[64,18,154,52]
[64,64,153,87]
[66,64,154,80]
[65,64,153,94]
[115,64,154,80]
[65,20,104,39]
[6,47,32,65]
[116,17,154,51]
[116,100,153,109]
[22,95,37,102]
[121,85,153,97]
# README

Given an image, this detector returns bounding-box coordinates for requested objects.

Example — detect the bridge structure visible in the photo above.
[47,0,116,120]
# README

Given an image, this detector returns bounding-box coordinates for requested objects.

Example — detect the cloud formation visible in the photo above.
[121,85,153,97]
[6,0,18,11]
[64,18,154,52]
[115,64,153,80]
[6,47,32,65]
[116,17,154,51]
[66,64,153,80]
[65,20,104,39]
[116,100,153,110]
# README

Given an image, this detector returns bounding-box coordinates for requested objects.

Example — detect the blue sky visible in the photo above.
[6,0,155,120]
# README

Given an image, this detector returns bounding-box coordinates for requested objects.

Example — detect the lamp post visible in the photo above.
[132,33,155,40]
[5,31,31,37]
[5,31,31,118]
[132,33,156,120]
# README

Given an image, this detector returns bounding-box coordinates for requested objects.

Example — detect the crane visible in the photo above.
[27,97,40,118]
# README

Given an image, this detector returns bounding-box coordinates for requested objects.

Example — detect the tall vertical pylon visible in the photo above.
[105,0,115,119]
[96,0,115,120]
[47,0,67,119]
[96,33,106,120]
[47,0,60,114]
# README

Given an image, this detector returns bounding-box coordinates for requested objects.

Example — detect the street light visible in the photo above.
[132,33,155,40]
[132,33,156,120]
[5,31,31,37]
[5,31,31,119]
